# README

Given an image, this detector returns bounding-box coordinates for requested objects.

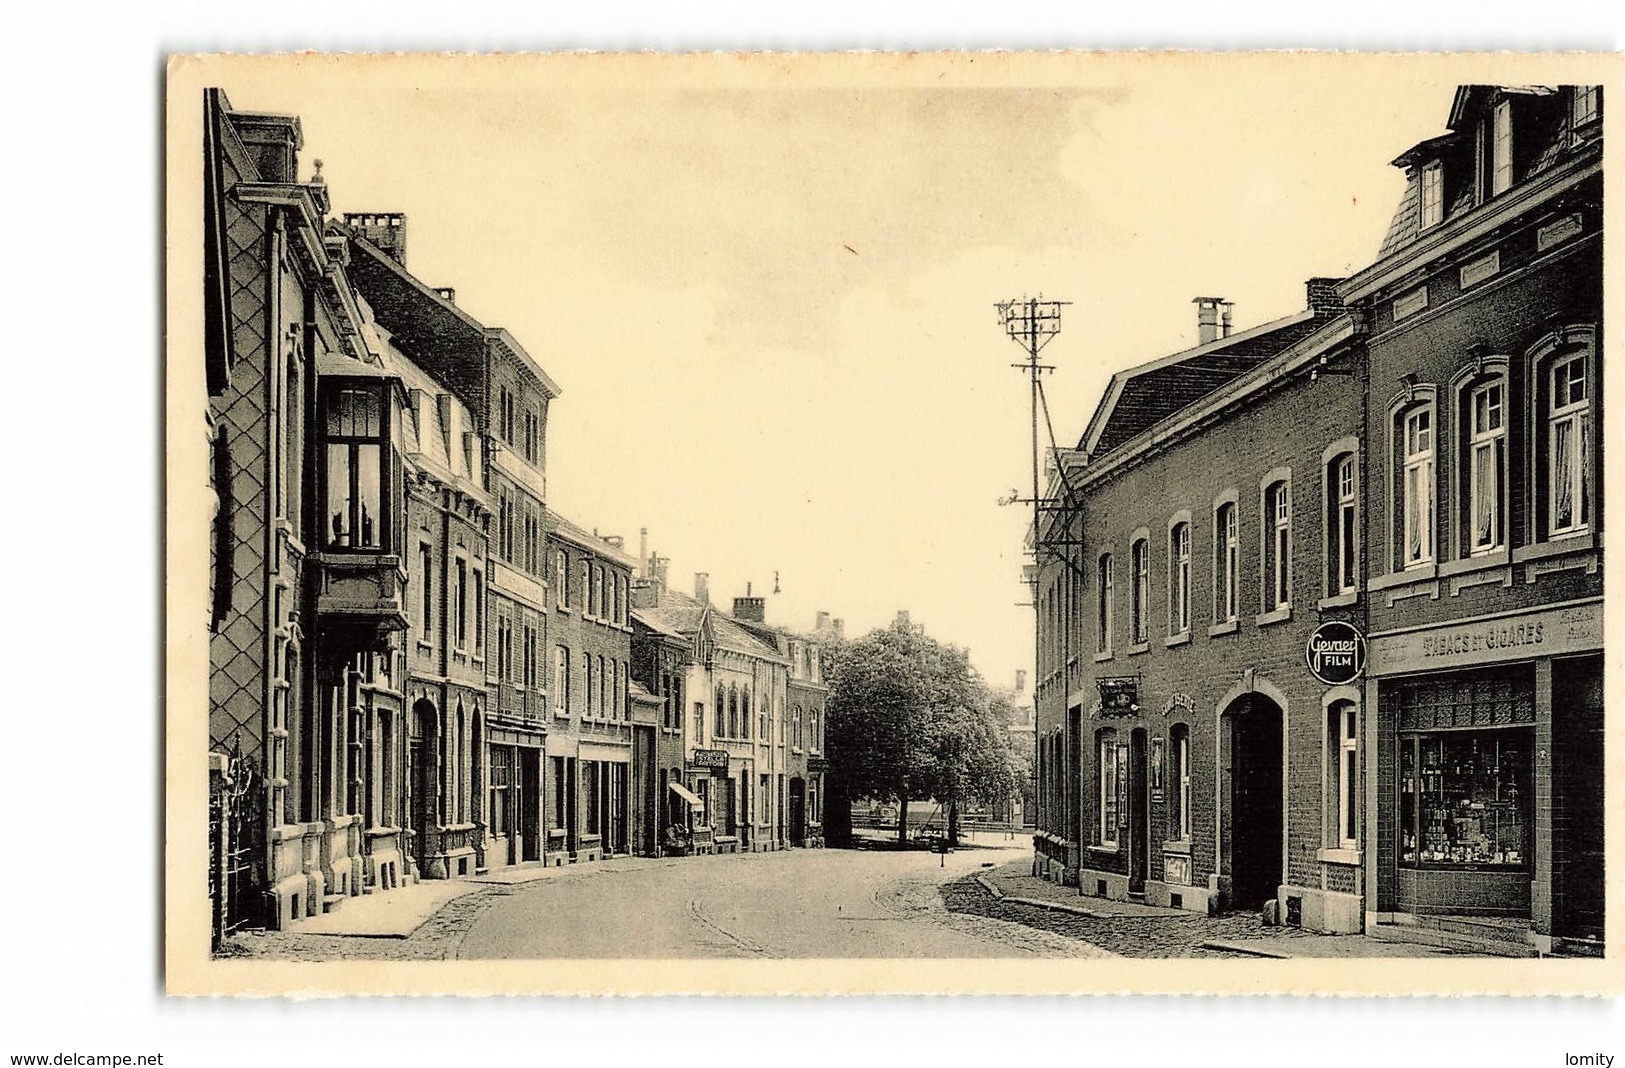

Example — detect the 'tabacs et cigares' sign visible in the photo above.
[1305,621,1367,686]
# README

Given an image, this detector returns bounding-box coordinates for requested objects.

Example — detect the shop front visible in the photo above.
[1368,599,1603,954]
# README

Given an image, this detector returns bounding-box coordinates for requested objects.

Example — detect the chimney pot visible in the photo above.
[1192,297,1225,346]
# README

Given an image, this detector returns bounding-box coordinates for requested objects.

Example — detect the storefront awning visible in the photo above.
[668,781,704,808]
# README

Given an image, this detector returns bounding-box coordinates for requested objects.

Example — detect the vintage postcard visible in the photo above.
[165,51,1624,996]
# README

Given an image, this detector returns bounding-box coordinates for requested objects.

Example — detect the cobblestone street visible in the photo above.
[222,846,1460,961]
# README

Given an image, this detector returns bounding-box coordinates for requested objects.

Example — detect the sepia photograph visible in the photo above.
[165,50,1622,998]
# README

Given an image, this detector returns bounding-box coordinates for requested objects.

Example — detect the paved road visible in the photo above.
[455,841,1106,959]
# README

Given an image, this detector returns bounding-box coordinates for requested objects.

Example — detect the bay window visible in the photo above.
[322,384,387,551]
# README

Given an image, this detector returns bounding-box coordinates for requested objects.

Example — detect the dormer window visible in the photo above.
[1491,98,1514,196]
[1573,85,1601,128]
[1420,161,1444,229]
[322,383,389,552]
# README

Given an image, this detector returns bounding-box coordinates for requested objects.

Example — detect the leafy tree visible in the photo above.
[825,617,1021,846]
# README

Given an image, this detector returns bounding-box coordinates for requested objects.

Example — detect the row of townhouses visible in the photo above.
[1030,84,1603,956]
[203,89,831,938]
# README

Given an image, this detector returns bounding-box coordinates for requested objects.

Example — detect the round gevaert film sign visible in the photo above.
[1305,621,1367,685]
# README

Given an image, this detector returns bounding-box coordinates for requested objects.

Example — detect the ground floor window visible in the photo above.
[489,745,511,837]
[551,756,568,831]
[1400,727,1530,868]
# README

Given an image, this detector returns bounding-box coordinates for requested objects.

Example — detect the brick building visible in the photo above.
[1031,83,1605,953]
[737,600,831,848]
[544,516,638,862]
[1339,84,1603,955]
[631,556,791,854]
[1033,283,1363,931]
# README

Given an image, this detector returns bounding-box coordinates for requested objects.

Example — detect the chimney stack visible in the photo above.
[1015,669,1028,692]
[733,595,766,623]
[1220,301,1234,338]
[639,527,648,578]
[1193,297,1227,345]
[344,212,408,266]
[1306,277,1346,319]
[815,611,832,633]
[695,572,710,605]
[833,618,845,639]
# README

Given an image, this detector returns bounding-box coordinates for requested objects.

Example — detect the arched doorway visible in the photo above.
[409,698,439,877]
[1223,690,1284,912]
[789,777,806,847]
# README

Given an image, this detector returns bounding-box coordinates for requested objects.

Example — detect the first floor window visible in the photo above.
[1402,407,1435,566]
[1468,381,1505,554]
[1215,503,1237,622]
[1399,728,1530,869]
[1130,540,1149,643]
[553,646,569,713]
[1096,553,1114,653]
[1549,353,1590,536]
[1267,480,1291,609]
[1170,522,1191,633]
[472,571,484,655]
[1330,455,1358,591]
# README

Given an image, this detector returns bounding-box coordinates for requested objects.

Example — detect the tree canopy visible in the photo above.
[824,617,1022,843]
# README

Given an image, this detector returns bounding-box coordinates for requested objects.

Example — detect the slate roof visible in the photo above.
[1082,308,1334,459]
[1376,84,1587,261]
[634,588,785,661]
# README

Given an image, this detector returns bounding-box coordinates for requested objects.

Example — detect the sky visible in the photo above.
[211,55,1467,689]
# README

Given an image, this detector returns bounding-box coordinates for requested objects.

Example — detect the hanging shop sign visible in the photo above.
[689,748,729,771]
[1096,676,1140,716]
[1305,621,1368,686]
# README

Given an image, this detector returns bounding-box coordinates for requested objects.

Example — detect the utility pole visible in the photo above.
[996,296,1068,845]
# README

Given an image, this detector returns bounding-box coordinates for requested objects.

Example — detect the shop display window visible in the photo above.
[1400,728,1530,868]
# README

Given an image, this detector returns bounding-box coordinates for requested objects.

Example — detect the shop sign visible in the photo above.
[1164,854,1191,887]
[1096,676,1140,716]
[1149,738,1165,803]
[1305,621,1367,685]
[1368,600,1602,676]
[689,748,729,771]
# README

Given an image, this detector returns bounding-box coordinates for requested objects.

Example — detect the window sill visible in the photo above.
[1370,563,1436,591]
[555,606,575,616]
[1162,838,1192,856]
[1164,632,1191,648]
[1207,619,1239,638]
[416,640,435,652]
[1255,606,1292,627]
[1512,530,1595,563]
[1318,847,1362,866]
[1086,844,1119,855]
[1439,551,1510,578]
[1317,591,1359,610]
[1126,641,1151,656]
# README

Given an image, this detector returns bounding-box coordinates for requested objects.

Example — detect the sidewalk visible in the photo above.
[298,853,684,938]
[966,859,1460,959]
